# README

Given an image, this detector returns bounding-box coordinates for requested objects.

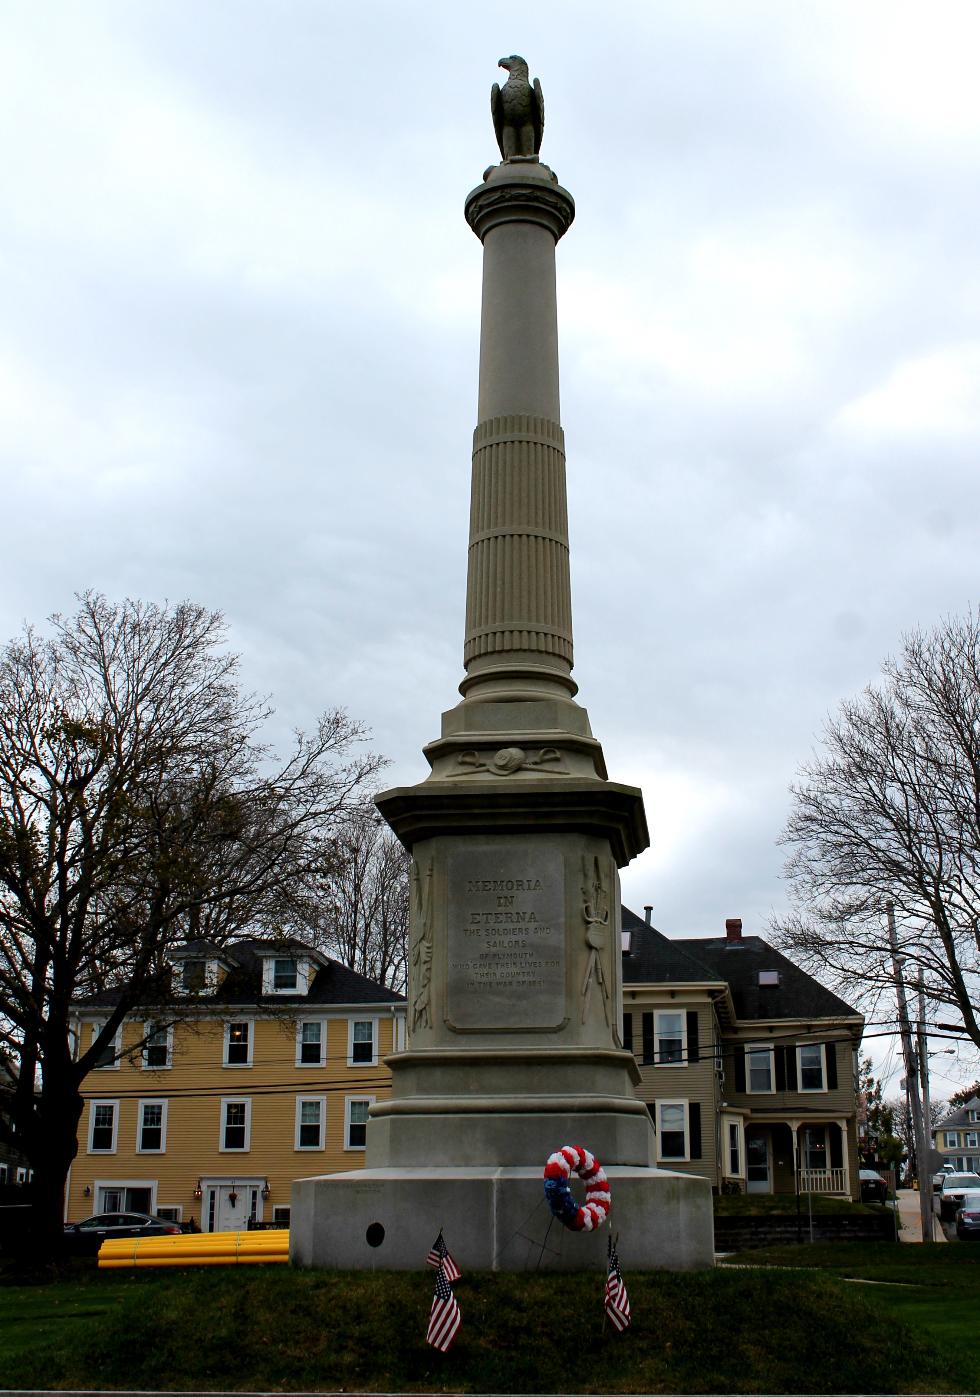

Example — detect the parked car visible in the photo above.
[936,1173,980,1221]
[859,1169,889,1203]
[955,1190,980,1240]
[933,1162,957,1192]
[63,1211,181,1255]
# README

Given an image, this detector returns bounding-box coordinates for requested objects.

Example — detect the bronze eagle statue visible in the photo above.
[491,55,544,160]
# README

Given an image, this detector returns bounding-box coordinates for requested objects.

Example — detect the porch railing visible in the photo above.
[798,1167,846,1195]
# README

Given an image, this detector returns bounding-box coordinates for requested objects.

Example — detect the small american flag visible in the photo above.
[426,1263,461,1352]
[604,1236,631,1332]
[425,1229,461,1282]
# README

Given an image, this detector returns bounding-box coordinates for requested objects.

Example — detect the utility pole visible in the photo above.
[887,900,933,1242]
[917,967,933,1178]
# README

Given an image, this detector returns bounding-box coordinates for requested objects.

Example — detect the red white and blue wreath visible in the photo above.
[543,1144,611,1231]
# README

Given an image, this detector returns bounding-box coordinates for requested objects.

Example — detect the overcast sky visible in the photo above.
[3,2,978,1093]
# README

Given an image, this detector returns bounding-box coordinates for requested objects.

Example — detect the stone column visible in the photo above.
[461,163,576,704]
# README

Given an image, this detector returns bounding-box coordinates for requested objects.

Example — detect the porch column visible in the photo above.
[787,1118,802,1189]
[837,1118,851,1197]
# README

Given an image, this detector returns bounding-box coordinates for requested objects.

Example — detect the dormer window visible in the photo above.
[182,959,215,993]
[273,958,298,991]
[262,953,311,996]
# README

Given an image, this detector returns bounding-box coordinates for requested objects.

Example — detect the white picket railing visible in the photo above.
[799,1167,847,1195]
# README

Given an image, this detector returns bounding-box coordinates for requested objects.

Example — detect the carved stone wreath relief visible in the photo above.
[454,746,564,776]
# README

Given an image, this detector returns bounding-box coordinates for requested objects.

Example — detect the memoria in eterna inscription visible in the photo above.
[445,847,566,1031]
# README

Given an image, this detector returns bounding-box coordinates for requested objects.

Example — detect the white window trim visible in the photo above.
[797,1042,827,1093]
[296,1018,327,1067]
[946,1131,959,1148]
[136,1098,168,1154]
[272,1204,291,1226]
[655,1098,689,1163]
[654,1010,686,1067]
[180,956,219,994]
[219,1097,252,1152]
[724,1115,745,1178]
[94,1179,159,1214]
[91,1020,122,1071]
[142,1020,173,1071]
[223,1019,254,1068]
[344,1095,375,1151]
[746,1043,775,1094]
[967,1132,980,1149]
[294,1095,327,1151]
[155,1204,183,1223]
[262,955,311,996]
[348,1018,378,1067]
[88,1099,119,1154]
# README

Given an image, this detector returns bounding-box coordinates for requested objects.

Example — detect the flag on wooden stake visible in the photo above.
[604,1235,631,1332]
[426,1262,461,1352]
[425,1228,461,1282]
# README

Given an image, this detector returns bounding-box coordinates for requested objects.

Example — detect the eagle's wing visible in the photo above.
[532,77,544,153]
[491,82,505,158]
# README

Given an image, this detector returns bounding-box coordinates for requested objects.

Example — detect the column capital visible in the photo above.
[465,162,575,243]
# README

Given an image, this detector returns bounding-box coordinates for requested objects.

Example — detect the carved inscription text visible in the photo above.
[446,847,565,1030]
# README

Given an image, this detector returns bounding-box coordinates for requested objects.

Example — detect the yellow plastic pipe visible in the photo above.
[97,1229,289,1268]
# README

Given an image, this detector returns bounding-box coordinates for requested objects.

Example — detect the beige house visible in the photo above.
[932,1096,980,1175]
[622,909,865,1198]
[68,939,405,1230]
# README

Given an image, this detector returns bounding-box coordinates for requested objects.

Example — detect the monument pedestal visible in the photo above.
[292,1166,714,1271]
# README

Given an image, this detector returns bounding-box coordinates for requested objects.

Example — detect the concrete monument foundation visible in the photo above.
[292,1168,713,1271]
[293,55,714,1271]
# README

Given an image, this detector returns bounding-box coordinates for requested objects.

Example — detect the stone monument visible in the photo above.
[292,58,714,1271]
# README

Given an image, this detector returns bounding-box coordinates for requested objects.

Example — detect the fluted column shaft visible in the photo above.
[462,163,576,701]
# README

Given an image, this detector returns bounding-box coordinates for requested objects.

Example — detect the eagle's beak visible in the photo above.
[498,58,511,70]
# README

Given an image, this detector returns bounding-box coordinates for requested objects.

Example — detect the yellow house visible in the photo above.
[68,939,405,1231]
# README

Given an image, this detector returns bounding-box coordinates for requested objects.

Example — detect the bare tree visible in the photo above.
[0,593,385,1254]
[890,1094,947,1179]
[290,805,409,992]
[776,610,980,1053]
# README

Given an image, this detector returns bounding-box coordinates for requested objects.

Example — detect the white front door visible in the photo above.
[207,1184,261,1233]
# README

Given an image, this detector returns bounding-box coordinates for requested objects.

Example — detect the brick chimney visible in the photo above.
[725,917,743,942]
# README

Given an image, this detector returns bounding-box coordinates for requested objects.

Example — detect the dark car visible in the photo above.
[63,1211,181,1255]
[937,1172,980,1221]
[955,1190,980,1240]
[859,1169,889,1204]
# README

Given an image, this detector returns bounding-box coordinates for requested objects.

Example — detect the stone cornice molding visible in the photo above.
[465,175,575,243]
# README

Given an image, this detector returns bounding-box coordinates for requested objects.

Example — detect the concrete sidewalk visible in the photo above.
[894,1186,947,1242]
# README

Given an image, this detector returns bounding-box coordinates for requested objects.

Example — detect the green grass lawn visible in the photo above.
[719,1241,980,1394]
[0,1246,974,1393]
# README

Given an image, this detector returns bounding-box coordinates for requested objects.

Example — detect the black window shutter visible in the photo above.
[642,1013,654,1064]
[774,1046,786,1091]
[829,1122,843,1169]
[686,1011,700,1063]
[689,1102,702,1159]
[826,1042,838,1090]
[734,1044,746,1092]
[623,1012,633,1053]
[786,1047,798,1091]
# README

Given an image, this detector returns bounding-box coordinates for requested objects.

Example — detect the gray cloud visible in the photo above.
[2,2,979,1088]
